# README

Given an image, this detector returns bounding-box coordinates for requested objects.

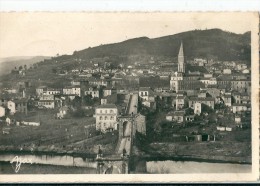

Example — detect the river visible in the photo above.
[0,154,251,174]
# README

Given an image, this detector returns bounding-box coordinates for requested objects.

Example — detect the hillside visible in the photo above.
[72,29,251,63]
[0,29,251,86]
[0,56,51,76]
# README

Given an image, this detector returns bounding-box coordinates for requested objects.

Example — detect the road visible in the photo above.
[123,121,131,136]
[117,93,138,155]
[127,94,138,115]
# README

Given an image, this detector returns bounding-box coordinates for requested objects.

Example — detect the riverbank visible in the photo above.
[0,161,96,174]
[133,141,251,164]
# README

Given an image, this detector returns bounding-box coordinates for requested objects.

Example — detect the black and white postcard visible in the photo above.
[0,12,259,183]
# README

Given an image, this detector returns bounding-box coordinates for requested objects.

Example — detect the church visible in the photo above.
[170,41,186,92]
[170,42,206,93]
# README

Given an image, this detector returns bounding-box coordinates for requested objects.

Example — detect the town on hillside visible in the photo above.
[0,41,251,168]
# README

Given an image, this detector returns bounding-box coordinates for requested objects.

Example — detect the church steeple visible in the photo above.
[178,41,185,73]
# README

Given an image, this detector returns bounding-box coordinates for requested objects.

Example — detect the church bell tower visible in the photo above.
[178,41,185,73]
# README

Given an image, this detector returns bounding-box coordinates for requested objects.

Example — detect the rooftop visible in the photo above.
[139,87,151,92]
[189,97,215,101]
[96,104,117,109]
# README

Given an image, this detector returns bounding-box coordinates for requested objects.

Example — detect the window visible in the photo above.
[110,110,113,113]
[100,116,102,120]
[111,116,114,120]
[105,116,107,120]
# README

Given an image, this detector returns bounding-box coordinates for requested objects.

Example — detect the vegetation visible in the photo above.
[73,29,250,62]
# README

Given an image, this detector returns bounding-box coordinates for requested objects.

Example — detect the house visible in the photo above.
[71,80,81,86]
[234,115,241,124]
[0,97,8,106]
[63,86,81,96]
[36,86,47,96]
[204,73,213,78]
[103,87,117,97]
[142,100,156,110]
[2,127,11,134]
[166,110,193,124]
[175,96,185,110]
[85,87,99,98]
[36,87,60,96]
[63,87,73,95]
[232,103,251,113]
[199,78,211,85]
[189,97,215,110]
[242,69,250,74]
[230,80,251,93]
[7,100,16,114]
[46,88,61,95]
[198,90,207,98]
[194,102,202,115]
[236,64,247,70]
[94,104,118,133]
[57,106,69,119]
[217,126,226,131]
[22,121,40,127]
[222,95,232,107]
[100,94,117,105]
[185,115,194,122]
[232,92,241,104]
[223,69,232,74]
[14,99,28,114]
[173,111,186,123]
[240,93,250,104]
[0,106,5,117]
[39,95,55,101]
[139,87,152,101]
[71,86,81,96]
[38,100,55,109]
[6,117,11,125]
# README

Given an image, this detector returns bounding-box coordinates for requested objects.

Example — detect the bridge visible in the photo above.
[96,93,138,174]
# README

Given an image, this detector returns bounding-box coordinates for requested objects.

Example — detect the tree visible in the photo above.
[72,96,82,109]
[201,104,214,113]
[83,95,94,106]
[24,64,27,70]
[52,68,57,74]
[19,66,23,70]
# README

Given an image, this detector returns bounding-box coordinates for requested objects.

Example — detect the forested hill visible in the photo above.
[71,29,250,62]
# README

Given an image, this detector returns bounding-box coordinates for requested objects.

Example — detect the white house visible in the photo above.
[223,69,232,74]
[94,104,118,133]
[0,106,5,117]
[7,100,16,114]
[85,87,99,98]
[6,117,11,125]
[232,104,251,113]
[71,86,81,97]
[57,106,69,119]
[194,102,202,115]
[139,87,152,101]
[38,100,55,109]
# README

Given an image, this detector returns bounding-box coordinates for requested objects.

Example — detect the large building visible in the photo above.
[170,42,186,92]
[95,104,118,133]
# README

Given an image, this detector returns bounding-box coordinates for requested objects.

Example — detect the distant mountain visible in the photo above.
[0,56,51,76]
[0,29,251,85]
[72,29,251,63]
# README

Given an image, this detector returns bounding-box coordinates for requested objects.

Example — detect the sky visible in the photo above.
[0,12,256,59]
